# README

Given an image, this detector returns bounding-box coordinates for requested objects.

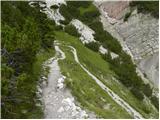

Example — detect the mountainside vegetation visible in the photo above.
[1,1,57,118]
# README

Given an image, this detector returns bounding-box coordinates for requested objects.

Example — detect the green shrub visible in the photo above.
[150,96,159,110]
[55,25,63,30]
[130,88,144,100]
[85,42,100,52]
[64,24,80,37]
[88,21,122,54]
[101,51,112,63]
[50,5,59,9]
[142,105,151,114]
[80,10,100,23]
[59,4,73,22]
[43,33,55,48]
[59,3,80,22]
[142,84,152,97]
[67,1,91,8]
[59,19,70,25]
[124,12,131,22]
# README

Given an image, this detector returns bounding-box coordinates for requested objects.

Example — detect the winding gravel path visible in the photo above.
[42,43,95,119]
[68,45,144,119]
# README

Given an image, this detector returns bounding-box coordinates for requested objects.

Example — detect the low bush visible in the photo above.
[43,33,55,48]
[50,5,59,9]
[59,19,70,25]
[80,10,100,23]
[67,1,91,8]
[59,3,80,23]
[85,42,100,52]
[150,96,159,110]
[124,12,131,21]
[59,4,73,22]
[130,88,144,100]
[64,24,80,37]
[142,84,152,97]
[55,25,63,30]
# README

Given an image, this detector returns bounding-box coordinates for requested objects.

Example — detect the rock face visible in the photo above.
[97,1,130,19]
[95,1,159,88]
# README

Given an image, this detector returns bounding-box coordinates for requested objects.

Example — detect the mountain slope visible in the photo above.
[55,31,158,118]
[1,0,159,119]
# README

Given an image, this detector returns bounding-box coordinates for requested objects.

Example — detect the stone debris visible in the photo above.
[71,19,96,44]
[57,76,66,89]
[61,97,88,118]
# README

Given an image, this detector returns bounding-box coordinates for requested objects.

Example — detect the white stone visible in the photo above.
[58,107,64,113]
[99,45,108,54]
[99,45,119,59]
[57,83,63,89]
[45,0,66,7]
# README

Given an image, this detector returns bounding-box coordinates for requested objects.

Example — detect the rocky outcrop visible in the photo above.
[97,1,130,19]
[71,19,96,44]
[29,0,66,25]
[94,1,159,88]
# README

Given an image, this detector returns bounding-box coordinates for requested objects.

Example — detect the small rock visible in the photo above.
[58,107,64,113]
[21,110,27,114]
[42,76,47,80]
[36,103,42,107]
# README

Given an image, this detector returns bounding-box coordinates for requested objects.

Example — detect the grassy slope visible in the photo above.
[55,31,158,118]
